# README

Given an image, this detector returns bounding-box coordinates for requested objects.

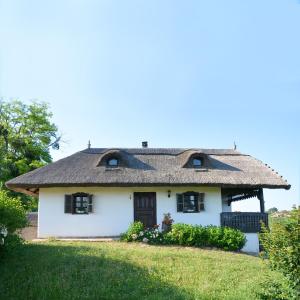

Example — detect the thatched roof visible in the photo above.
[6,148,290,196]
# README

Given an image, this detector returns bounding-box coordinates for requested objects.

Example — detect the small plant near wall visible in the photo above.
[161,213,174,233]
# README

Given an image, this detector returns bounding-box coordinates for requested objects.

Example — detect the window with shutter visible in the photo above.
[176,192,205,213]
[183,192,199,212]
[65,193,93,214]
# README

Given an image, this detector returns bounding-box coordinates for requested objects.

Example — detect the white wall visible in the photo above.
[221,194,232,213]
[38,186,222,238]
[157,187,222,226]
[242,233,260,253]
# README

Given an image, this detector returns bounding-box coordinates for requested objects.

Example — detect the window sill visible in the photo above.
[194,168,208,172]
[105,167,121,171]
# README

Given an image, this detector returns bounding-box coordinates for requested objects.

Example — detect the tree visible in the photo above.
[0,100,60,208]
[267,207,278,214]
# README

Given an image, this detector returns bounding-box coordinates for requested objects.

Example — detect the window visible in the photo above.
[177,192,205,213]
[74,194,89,214]
[192,158,203,168]
[107,158,119,167]
[64,193,93,214]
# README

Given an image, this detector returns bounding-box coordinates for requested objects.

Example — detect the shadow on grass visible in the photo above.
[0,243,192,300]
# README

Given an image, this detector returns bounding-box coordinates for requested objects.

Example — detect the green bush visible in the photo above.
[121,222,164,244]
[166,224,246,251]
[0,189,27,233]
[120,221,144,242]
[0,189,27,254]
[2,234,24,252]
[122,222,246,251]
[219,226,247,251]
[260,207,300,297]
[256,275,297,300]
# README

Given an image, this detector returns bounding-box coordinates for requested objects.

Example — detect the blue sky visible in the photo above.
[0,0,299,211]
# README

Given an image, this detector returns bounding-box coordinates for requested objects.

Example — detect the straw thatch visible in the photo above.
[6,148,290,195]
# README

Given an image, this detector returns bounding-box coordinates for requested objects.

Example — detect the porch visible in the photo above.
[221,187,268,233]
[220,212,268,233]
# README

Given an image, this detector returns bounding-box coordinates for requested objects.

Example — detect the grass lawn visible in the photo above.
[0,241,282,300]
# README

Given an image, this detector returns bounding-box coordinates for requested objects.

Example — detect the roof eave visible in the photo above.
[6,182,291,193]
[6,185,39,197]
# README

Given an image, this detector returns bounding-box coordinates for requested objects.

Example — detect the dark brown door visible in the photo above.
[134,192,156,228]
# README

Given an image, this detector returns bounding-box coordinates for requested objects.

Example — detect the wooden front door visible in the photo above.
[134,192,157,228]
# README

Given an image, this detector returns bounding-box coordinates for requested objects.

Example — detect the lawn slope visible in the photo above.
[0,241,281,299]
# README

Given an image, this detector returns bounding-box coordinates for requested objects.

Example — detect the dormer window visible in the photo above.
[192,158,203,168]
[97,150,127,168]
[107,158,119,167]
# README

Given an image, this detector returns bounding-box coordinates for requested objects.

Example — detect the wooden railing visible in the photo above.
[220,212,268,233]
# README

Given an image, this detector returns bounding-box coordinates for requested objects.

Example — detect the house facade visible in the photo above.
[6,146,290,253]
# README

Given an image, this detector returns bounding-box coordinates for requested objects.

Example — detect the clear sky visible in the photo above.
[0,0,299,211]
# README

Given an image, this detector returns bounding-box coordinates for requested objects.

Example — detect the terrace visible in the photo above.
[221,188,268,233]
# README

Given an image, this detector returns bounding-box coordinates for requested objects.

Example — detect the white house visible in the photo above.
[6,144,290,253]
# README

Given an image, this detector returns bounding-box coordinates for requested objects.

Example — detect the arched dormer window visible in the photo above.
[107,158,119,167]
[181,151,209,169]
[192,157,203,168]
[96,149,128,168]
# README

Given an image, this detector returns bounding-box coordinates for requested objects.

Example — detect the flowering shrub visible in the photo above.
[121,221,245,251]
[120,221,144,242]
[120,222,164,244]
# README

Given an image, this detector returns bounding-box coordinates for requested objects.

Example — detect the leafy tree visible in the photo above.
[267,207,278,214]
[0,100,60,209]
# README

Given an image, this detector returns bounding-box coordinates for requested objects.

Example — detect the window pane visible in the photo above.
[183,193,199,212]
[184,196,195,212]
[74,195,89,214]
[193,158,202,167]
[108,158,118,166]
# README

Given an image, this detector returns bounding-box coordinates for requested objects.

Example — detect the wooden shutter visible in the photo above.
[198,193,205,211]
[64,195,72,213]
[176,194,183,212]
[88,194,93,213]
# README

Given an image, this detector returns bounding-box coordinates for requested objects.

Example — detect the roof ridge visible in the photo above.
[81,148,243,155]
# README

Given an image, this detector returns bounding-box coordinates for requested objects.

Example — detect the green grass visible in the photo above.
[0,241,283,300]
